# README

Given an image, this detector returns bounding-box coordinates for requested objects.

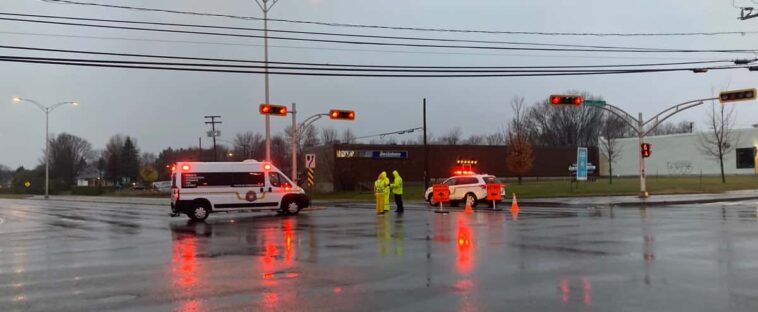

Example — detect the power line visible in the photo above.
[0,12,708,52]
[2,16,756,54]
[0,55,750,77]
[0,45,736,70]
[1,55,736,73]
[40,0,758,37]
[0,31,730,61]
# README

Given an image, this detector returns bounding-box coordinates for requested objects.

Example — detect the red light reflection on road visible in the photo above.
[334,287,343,294]
[582,277,592,305]
[560,278,570,303]
[456,215,474,274]
[172,235,199,288]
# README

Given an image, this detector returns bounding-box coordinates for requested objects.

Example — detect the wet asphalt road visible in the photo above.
[2,199,758,311]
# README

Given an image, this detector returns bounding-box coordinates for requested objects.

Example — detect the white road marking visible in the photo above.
[0,217,5,225]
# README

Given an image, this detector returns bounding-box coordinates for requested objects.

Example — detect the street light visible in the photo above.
[12,96,79,199]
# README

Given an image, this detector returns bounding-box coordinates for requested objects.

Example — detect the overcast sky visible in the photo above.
[2,0,758,169]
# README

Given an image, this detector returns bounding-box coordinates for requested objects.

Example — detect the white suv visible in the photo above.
[424,174,505,208]
[170,160,310,221]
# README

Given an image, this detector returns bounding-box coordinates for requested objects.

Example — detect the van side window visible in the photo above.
[181,172,265,188]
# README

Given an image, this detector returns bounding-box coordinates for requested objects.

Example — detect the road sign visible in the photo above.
[305,154,316,169]
[486,183,503,201]
[583,100,607,107]
[432,184,450,203]
[306,168,315,188]
[576,147,588,181]
[24,181,31,188]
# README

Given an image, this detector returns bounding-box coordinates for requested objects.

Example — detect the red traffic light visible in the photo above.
[641,143,651,158]
[549,95,584,106]
[328,109,355,120]
[259,104,288,116]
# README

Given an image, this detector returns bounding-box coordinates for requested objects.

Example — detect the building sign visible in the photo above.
[336,150,408,159]
[576,147,588,181]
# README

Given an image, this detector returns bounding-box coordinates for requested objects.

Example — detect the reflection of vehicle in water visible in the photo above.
[169,215,317,309]
[170,160,310,221]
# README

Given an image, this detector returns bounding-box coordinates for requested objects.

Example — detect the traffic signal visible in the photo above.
[719,88,756,103]
[549,95,584,105]
[329,109,355,120]
[259,104,288,116]
[641,143,651,158]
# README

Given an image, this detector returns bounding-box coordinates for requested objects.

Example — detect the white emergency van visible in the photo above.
[170,160,310,221]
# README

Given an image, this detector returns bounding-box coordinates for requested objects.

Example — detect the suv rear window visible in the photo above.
[457,177,479,185]
[181,172,265,188]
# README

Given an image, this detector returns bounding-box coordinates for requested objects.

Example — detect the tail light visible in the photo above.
[480,185,486,189]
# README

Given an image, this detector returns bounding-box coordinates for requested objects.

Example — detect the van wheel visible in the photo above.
[188,201,210,221]
[464,193,478,208]
[283,198,302,216]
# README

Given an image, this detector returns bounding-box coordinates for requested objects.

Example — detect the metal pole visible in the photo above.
[423,98,429,190]
[45,109,49,199]
[291,102,297,181]
[263,2,271,162]
[198,137,202,161]
[638,112,648,198]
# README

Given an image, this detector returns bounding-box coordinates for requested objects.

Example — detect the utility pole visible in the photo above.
[204,116,222,162]
[291,102,297,182]
[198,137,202,161]
[253,0,280,162]
[638,112,647,198]
[423,98,429,190]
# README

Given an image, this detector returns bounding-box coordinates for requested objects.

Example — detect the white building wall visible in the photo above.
[607,128,758,176]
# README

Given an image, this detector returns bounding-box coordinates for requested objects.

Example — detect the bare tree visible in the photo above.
[140,152,157,168]
[646,120,694,136]
[47,133,93,186]
[464,135,484,145]
[321,127,339,145]
[104,134,125,185]
[341,128,356,144]
[285,123,320,151]
[599,112,629,184]
[440,127,462,145]
[505,98,534,184]
[233,131,263,160]
[698,102,738,183]
[524,91,605,147]
[485,131,506,145]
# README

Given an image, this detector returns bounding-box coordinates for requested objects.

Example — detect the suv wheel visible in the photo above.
[464,193,478,208]
[428,194,439,207]
[189,201,210,221]
[282,198,302,216]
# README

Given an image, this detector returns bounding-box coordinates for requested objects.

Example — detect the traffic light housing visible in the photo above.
[719,88,756,103]
[259,104,288,116]
[329,109,355,120]
[641,143,651,158]
[549,95,584,105]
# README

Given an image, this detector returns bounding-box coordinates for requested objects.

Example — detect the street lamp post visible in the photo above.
[12,96,79,199]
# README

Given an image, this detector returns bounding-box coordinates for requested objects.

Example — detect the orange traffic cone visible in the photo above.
[464,200,473,214]
[511,193,520,219]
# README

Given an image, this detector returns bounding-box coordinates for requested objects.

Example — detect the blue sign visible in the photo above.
[576,147,588,181]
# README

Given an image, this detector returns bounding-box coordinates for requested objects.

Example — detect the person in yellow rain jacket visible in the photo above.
[374,172,387,215]
[391,170,404,213]
[381,171,391,213]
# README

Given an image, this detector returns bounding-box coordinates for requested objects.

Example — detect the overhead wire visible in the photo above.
[0,12,710,52]
[40,0,758,37]
[0,55,750,77]
[0,31,731,61]
[0,45,737,70]
[1,16,756,54]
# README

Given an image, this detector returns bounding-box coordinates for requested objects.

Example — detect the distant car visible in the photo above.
[153,180,172,193]
[129,184,146,191]
[424,174,505,208]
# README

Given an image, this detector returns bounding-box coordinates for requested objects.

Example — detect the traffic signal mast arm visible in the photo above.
[640,97,717,136]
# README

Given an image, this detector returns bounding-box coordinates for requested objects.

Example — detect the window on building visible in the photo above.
[736,148,756,169]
